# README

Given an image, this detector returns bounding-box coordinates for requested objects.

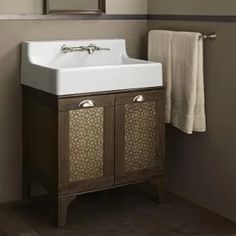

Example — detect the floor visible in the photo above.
[0,184,236,236]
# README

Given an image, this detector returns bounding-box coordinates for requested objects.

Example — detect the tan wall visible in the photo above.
[106,0,148,14]
[0,0,148,14]
[0,0,43,14]
[148,0,236,15]
[0,19,148,203]
[149,20,236,223]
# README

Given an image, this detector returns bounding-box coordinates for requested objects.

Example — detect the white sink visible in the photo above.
[21,39,162,95]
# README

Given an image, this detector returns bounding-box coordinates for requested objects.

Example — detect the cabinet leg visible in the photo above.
[57,196,76,227]
[150,177,165,203]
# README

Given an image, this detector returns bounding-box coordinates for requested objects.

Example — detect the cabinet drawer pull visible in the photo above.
[78,100,95,108]
[133,95,145,103]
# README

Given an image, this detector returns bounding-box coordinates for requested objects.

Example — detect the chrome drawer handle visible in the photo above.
[78,100,95,108]
[133,95,145,103]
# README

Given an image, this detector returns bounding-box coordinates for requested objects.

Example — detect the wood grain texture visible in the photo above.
[58,87,164,99]
[58,94,114,112]
[57,196,76,227]
[23,87,58,197]
[58,111,70,188]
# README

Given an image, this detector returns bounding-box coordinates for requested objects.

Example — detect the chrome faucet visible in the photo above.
[61,44,110,54]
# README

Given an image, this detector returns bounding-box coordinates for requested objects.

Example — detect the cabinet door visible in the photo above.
[58,94,115,196]
[115,89,165,184]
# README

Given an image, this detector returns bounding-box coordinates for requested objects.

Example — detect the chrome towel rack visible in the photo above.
[200,32,217,40]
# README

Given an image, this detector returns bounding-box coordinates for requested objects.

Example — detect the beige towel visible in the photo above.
[148,30,206,134]
[148,30,173,122]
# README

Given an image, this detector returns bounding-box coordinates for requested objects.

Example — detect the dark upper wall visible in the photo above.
[148,0,236,15]
[148,0,236,223]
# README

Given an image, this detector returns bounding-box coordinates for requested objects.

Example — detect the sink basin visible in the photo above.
[21,39,162,95]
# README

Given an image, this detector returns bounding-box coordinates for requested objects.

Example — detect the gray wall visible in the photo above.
[148,1,236,223]
[0,19,148,203]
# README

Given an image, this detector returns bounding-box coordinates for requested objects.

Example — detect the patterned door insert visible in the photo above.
[124,102,157,172]
[69,107,104,182]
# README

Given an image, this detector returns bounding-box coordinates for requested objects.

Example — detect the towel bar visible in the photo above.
[200,33,217,40]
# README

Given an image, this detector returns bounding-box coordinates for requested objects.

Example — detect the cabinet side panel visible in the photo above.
[23,87,58,193]
[156,94,166,168]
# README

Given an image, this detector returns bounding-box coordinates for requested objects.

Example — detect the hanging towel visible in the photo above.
[148,30,173,122]
[148,30,206,134]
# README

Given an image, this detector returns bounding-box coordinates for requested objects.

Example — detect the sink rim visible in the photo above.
[32,57,161,72]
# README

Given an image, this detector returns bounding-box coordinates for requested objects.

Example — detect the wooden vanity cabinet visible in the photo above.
[23,86,165,227]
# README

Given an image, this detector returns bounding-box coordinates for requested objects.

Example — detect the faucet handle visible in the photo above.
[61,44,72,53]
[87,44,110,54]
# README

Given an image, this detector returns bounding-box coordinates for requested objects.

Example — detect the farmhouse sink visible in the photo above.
[21,39,162,96]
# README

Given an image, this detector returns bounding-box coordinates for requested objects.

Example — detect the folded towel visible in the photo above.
[148,30,206,134]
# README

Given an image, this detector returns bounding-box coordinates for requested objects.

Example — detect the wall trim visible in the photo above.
[0,14,148,20]
[0,14,236,22]
[148,14,236,22]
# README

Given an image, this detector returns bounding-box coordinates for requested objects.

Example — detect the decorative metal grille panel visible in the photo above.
[125,102,156,172]
[69,107,104,182]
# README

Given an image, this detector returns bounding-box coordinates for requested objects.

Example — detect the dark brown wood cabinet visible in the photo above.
[23,86,165,227]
